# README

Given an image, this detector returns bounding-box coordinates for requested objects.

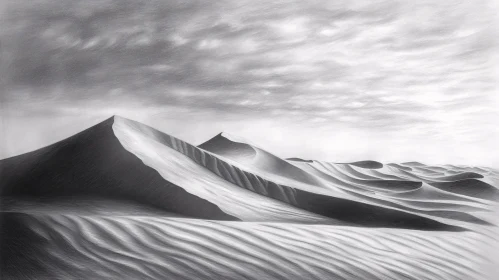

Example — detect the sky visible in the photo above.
[1,0,498,167]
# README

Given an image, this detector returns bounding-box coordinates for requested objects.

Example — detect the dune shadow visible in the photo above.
[348,161,384,169]
[291,189,466,231]
[430,179,499,200]
[0,213,51,279]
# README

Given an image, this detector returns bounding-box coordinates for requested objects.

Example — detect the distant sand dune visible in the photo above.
[430,179,499,201]
[199,132,323,187]
[347,160,384,169]
[387,163,413,171]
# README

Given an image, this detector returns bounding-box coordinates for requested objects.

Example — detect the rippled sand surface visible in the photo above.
[2,212,497,280]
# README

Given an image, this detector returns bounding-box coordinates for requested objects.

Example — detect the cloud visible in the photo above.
[1,0,498,166]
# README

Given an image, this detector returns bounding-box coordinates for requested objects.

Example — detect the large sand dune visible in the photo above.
[0,117,234,221]
[1,115,498,279]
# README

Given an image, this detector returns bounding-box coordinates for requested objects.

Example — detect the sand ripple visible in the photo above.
[10,214,495,280]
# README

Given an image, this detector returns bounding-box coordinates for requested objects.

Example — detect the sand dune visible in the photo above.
[430,179,499,201]
[199,132,323,187]
[0,117,234,221]
[1,115,498,279]
[347,160,384,169]
[387,163,413,171]
[291,160,488,209]
[313,162,423,192]
[286,157,313,163]
[402,161,427,167]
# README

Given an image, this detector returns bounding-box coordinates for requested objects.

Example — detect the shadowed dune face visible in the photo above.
[402,162,426,167]
[434,172,484,181]
[286,157,313,163]
[0,214,53,279]
[430,179,499,200]
[289,189,466,231]
[348,160,384,169]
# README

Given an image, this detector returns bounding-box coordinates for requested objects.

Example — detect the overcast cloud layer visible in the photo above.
[1,0,498,167]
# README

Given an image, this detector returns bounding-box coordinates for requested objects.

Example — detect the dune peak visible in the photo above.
[217,131,254,145]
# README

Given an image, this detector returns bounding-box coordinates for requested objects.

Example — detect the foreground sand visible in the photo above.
[2,211,497,280]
